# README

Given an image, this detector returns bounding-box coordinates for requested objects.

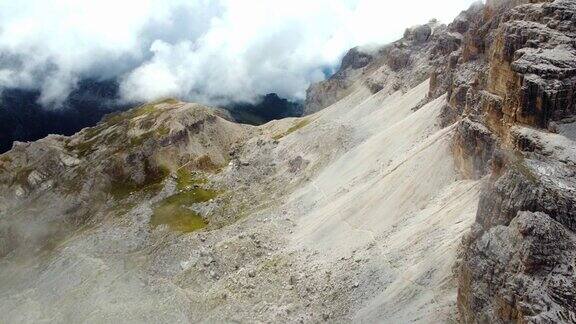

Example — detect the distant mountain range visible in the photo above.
[0,80,302,153]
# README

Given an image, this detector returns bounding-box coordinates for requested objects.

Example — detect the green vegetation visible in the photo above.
[102,101,160,127]
[68,139,98,157]
[129,126,171,147]
[194,155,222,172]
[272,119,311,140]
[68,101,174,155]
[157,125,170,136]
[150,188,217,232]
[130,104,157,118]
[109,164,169,200]
[176,168,207,191]
[150,167,217,233]
[154,98,179,105]
[112,201,137,217]
[102,111,129,126]
[83,124,106,141]
[150,204,207,233]
[129,131,154,147]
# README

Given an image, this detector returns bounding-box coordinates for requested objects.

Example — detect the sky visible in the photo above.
[0,0,479,107]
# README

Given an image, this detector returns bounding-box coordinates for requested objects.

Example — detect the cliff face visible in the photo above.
[426,0,576,322]
[303,21,446,115]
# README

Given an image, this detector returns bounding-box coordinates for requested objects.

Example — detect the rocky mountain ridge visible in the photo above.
[421,0,576,322]
[0,0,575,323]
[0,82,302,154]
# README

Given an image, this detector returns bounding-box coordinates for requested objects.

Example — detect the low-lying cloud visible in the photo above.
[0,0,478,108]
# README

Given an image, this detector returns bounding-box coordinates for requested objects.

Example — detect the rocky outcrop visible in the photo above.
[459,211,576,323]
[426,0,576,322]
[431,0,576,131]
[303,21,445,115]
[0,100,252,257]
[452,118,498,179]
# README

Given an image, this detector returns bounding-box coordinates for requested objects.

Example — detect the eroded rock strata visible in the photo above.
[426,0,576,322]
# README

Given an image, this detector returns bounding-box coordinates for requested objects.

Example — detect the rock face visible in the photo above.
[425,0,576,322]
[459,211,576,323]
[303,21,444,115]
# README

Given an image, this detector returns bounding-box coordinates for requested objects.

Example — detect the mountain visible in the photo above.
[0,0,575,322]
[0,81,301,154]
[225,93,303,125]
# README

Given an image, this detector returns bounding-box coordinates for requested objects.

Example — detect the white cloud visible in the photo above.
[0,0,480,107]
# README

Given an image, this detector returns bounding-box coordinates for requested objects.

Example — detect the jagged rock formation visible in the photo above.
[303,20,446,115]
[425,0,576,322]
[0,0,575,323]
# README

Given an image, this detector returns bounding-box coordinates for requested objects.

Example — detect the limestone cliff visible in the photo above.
[426,0,576,322]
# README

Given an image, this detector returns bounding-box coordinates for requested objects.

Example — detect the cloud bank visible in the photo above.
[0,0,479,107]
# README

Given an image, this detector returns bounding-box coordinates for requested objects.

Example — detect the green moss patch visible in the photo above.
[273,119,311,140]
[128,127,170,148]
[150,204,207,233]
[150,188,217,233]
[71,139,98,157]
[129,131,154,147]
[109,164,169,200]
[157,125,170,136]
[101,102,159,127]
[83,124,107,141]
[176,168,207,191]
[154,98,179,105]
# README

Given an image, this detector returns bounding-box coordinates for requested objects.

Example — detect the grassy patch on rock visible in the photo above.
[150,188,217,233]
[66,138,98,158]
[109,164,169,200]
[151,167,218,233]
[176,168,207,191]
[273,119,311,140]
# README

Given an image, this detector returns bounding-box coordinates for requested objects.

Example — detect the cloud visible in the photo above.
[0,0,480,107]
